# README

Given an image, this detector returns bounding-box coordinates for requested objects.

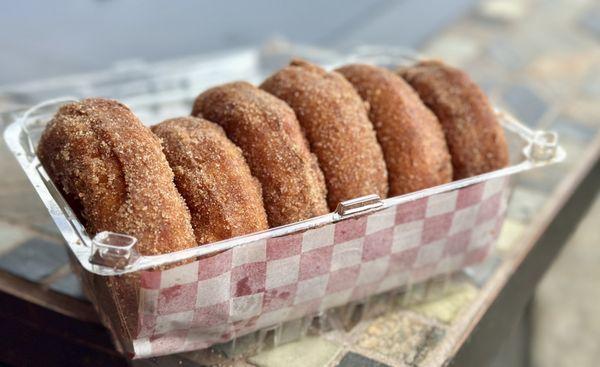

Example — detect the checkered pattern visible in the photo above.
[127,177,508,357]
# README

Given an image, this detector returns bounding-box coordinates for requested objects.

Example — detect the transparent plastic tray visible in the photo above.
[2,43,565,358]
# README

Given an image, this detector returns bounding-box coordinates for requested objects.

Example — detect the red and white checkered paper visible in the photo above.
[130,177,508,357]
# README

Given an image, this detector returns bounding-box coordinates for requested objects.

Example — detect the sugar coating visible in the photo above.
[193,82,329,226]
[152,116,269,242]
[261,59,389,210]
[37,98,196,256]
[398,60,509,179]
[337,64,453,196]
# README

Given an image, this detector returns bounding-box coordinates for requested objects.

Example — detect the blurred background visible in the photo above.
[0,1,598,366]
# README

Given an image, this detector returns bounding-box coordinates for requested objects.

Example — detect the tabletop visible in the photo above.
[0,0,599,366]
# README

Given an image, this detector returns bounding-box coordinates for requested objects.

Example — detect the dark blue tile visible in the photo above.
[0,237,68,282]
[502,85,548,126]
[49,272,86,300]
[337,352,390,367]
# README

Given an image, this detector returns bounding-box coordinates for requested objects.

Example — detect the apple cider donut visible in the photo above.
[151,117,269,243]
[398,60,509,179]
[192,82,328,227]
[37,98,196,255]
[337,64,453,196]
[37,98,198,337]
[260,59,388,210]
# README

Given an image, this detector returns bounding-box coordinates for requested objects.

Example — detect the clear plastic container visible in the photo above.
[2,43,565,358]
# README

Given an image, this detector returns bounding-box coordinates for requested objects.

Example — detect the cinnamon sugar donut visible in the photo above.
[337,64,453,196]
[398,60,509,179]
[261,59,388,210]
[37,98,197,255]
[37,98,198,337]
[192,82,328,226]
[152,116,269,242]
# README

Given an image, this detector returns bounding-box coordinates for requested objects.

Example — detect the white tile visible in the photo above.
[366,207,396,235]
[229,293,264,322]
[266,255,300,289]
[155,311,194,334]
[330,238,363,271]
[426,190,458,217]
[302,225,335,252]
[449,205,479,235]
[357,257,389,285]
[132,338,152,356]
[415,240,445,267]
[196,272,231,307]
[483,177,506,199]
[232,239,266,266]
[160,261,199,288]
[470,220,497,250]
[140,288,159,314]
[392,220,423,252]
[294,274,329,304]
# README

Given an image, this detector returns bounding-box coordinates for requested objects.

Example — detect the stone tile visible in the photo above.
[178,345,240,366]
[518,114,593,183]
[501,85,549,127]
[464,255,502,287]
[515,163,565,194]
[486,38,532,71]
[563,99,600,129]
[410,280,478,324]
[337,352,390,367]
[49,272,86,300]
[538,116,598,171]
[458,56,510,99]
[402,282,429,306]
[213,332,260,359]
[495,218,527,254]
[0,221,33,256]
[354,312,444,366]
[506,187,548,223]
[248,336,341,367]
[423,34,482,67]
[0,237,68,282]
[547,116,597,145]
[477,0,528,23]
[526,51,597,99]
